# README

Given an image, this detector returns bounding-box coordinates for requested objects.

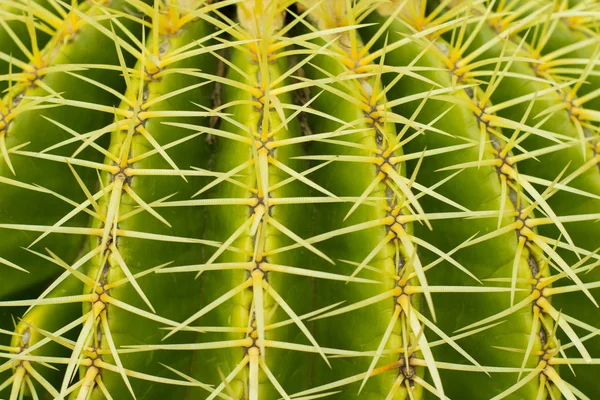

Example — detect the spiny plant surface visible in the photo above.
[0,0,599,399]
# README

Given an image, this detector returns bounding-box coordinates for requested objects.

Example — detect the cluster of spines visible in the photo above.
[490,0,600,396]
[0,0,233,398]
[390,0,600,398]
[470,1,600,397]
[292,2,470,398]
[136,3,333,398]
[356,1,600,398]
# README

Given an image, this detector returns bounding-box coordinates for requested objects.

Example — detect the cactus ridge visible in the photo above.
[0,0,599,399]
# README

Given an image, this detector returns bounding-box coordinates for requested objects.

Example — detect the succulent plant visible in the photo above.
[1,0,599,399]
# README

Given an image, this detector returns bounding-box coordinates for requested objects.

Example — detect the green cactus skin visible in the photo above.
[1,0,600,399]
[360,9,561,399]
[70,6,221,399]
[485,1,600,396]
[141,5,331,397]
[193,31,315,398]
[8,272,83,400]
[0,0,140,298]
[299,11,422,398]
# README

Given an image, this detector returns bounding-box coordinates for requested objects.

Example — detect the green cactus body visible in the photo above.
[197,32,312,400]
[70,4,220,399]
[145,4,328,398]
[360,6,563,399]
[0,0,139,297]
[296,4,425,398]
[8,272,83,400]
[1,1,599,399]
[486,1,600,396]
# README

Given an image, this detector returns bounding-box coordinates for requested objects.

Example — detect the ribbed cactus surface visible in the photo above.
[1,0,599,399]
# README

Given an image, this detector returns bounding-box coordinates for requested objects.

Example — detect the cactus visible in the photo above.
[1,0,599,399]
